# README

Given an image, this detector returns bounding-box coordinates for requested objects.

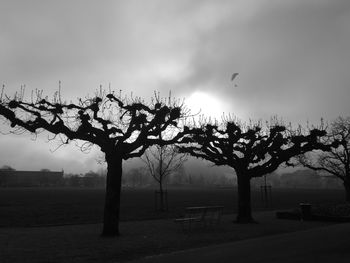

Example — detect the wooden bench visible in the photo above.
[174,206,224,231]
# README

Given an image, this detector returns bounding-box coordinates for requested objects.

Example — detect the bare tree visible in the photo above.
[296,116,350,202]
[0,165,15,171]
[142,143,187,211]
[0,88,189,236]
[181,117,336,223]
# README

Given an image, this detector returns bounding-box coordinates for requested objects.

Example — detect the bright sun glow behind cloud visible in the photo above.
[186,91,226,119]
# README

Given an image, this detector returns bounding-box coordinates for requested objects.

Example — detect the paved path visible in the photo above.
[129,223,350,263]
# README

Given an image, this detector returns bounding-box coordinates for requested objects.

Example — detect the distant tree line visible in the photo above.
[122,165,342,189]
[64,170,106,188]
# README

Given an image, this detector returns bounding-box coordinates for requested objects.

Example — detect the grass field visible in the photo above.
[0,186,346,262]
[0,211,335,263]
[0,186,345,227]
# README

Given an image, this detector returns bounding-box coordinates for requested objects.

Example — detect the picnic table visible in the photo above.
[174,206,224,231]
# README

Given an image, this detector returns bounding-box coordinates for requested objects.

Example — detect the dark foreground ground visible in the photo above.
[0,187,346,262]
[0,211,336,263]
[129,222,350,263]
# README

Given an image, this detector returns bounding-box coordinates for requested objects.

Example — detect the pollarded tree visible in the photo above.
[0,89,188,236]
[296,116,350,202]
[181,118,336,223]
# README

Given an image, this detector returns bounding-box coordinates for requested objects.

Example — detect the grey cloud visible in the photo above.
[0,133,101,173]
[1,1,350,173]
[0,0,123,88]
[168,0,350,122]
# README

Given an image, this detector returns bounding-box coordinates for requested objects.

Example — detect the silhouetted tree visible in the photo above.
[142,143,187,211]
[125,167,150,187]
[0,165,15,171]
[296,116,350,202]
[0,89,188,236]
[181,118,336,223]
[0,165,15,187]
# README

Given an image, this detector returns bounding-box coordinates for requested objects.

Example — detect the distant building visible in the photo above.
[66,174,105,188]
[0,170,64,187]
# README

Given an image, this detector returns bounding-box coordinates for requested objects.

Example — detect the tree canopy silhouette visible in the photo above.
[296,116,350,202]
[180,117,337,222]
[0,89,189,236]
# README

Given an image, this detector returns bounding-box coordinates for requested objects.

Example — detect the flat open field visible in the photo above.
[0,186,345,227]
[0,187,346,262]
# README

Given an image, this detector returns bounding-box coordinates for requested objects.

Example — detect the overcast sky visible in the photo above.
[1,0,350,173]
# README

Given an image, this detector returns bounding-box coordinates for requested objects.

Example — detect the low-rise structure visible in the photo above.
[0,170,64,187]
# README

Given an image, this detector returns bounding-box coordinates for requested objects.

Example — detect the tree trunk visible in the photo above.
[236,173,254,223]
[159,144,165,211]
[159,181,165,211]
[344,179,350,203]
[102,152,123,237]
